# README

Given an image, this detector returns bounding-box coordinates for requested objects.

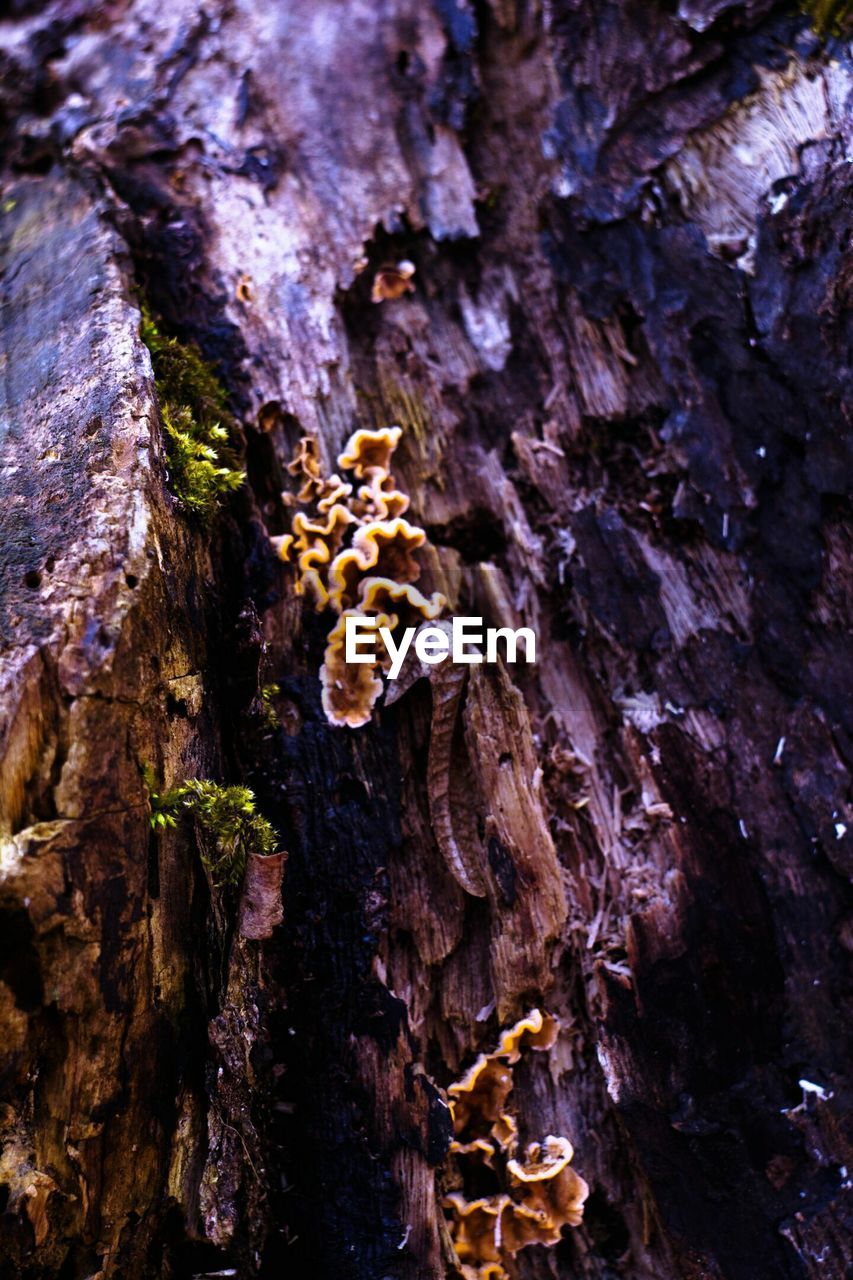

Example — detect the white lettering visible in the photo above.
[415,626,450,665]
[345,615,538,679]
[452,617,483,664]
[381,625,416,680]
[345,615,378,663]
[485,626,536,664]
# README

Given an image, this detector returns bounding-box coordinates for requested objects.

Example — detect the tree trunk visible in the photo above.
[1,2,850,1278]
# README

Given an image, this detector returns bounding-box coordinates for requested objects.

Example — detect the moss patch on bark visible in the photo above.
[140,305,245,518]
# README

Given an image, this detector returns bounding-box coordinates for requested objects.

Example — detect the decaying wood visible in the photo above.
[0,1,850,1278]
[423,636,487,899]
[239,851,287,940]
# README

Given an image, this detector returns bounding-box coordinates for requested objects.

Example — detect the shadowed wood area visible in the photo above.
[0,2,850,1278]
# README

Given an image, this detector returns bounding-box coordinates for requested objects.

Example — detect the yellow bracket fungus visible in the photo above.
[274,426,445,727]
[443,1011,588,1278]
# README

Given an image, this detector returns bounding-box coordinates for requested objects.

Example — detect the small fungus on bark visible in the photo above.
[320,610,387,728]
[370,260,416,303]
[338,425,403,476]
[448,1056,515,1144]
[275,425,444,726]
[495,1007,559,1062]
[443,1012,587,1276]
[442,1194,508,1269]
[506,1135,589,1233]
[327,516,426,611]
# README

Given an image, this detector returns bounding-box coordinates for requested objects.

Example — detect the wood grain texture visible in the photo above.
[0,2,850,1277]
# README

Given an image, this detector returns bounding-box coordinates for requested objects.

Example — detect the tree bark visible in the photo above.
[0,2,850,1279]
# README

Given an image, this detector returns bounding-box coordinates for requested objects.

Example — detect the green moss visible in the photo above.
[260,683,281,731]
[801,0,851,34]
[375,377,430,445]
[140,305,245,518]
[371,376,445,488]
[145,766,278,887]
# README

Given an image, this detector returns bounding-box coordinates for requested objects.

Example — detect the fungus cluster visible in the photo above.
[371,258,416,303]
[273,426,444,727]
[444,1010,588,1279]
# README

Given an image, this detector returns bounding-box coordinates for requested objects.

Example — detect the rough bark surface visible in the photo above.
[0,3,850,1279]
